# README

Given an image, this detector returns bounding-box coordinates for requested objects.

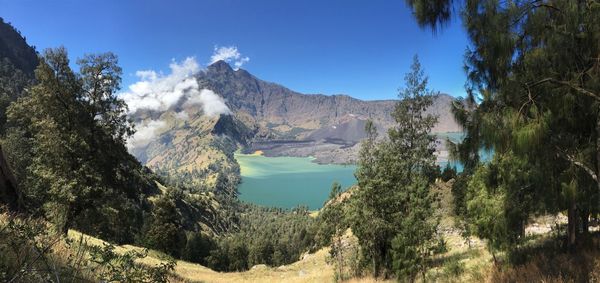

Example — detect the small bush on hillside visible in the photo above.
[89,243,175,283]
[0,211,176,282]
[490,235,600,282]
[182,232,217,265]
[441,164,457,182]
[443,257,465,278]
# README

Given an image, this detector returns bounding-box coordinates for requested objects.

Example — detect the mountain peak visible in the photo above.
[207,60,233,73]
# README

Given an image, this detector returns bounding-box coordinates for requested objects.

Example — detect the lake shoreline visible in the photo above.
[235,153,357,210]
[235,132,469,210]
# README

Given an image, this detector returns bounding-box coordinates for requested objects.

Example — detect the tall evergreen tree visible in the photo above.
[407,0,600,248]
[4,47,155,242]
[351,56,439,280]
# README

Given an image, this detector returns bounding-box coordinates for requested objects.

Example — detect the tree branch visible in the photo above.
[556,147,598,182]
[526,77,600,101]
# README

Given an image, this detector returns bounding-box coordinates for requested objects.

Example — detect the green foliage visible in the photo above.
[451,173,469,217]
[141,190,187,258]
[464,152,539,256]
[4,47,158,243]
[351,56,440,280]
[0,211,175,283]
[442,257,465,278]
[204,204,316,272]
[440,163,457,182]
[320,182,352,281]
[408,0,600,249]
[182,232,217,265]
[405,0,452,31]
[89,243,175,283]
[465,164,510,253]
[329,181,342,200]
[390,176,438,280]
[315,182,347,248]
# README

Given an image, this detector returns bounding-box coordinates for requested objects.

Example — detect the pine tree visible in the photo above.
[351,56,439,280]
[324,182,346,281]
[407,0,600,249]
[4,47,153,242]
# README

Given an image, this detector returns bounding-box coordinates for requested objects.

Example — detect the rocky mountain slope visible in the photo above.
[0,17,38,74]
[199,61,460,140]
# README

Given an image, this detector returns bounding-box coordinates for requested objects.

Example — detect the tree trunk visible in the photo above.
[491,249,498,266]
[0,145,21,212]
[597,108,600,212]
[567,199,578,250]
[61,202,77,236]
[61,210,72,236]
[581,212,589,236]
[372,256,377,278]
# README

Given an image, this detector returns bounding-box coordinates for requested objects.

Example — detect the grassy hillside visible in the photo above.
[61,228,335,283]
[179,181,598,282]
[3,177,598,283]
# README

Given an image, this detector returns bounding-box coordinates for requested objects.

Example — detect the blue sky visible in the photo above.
[1,0,469,100]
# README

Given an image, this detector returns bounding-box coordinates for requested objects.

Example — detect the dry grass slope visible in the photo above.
[68,229,335,283]
[57,180,599,283]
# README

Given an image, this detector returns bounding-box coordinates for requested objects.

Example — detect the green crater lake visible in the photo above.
[235,132,482,210]
[235,153,357,210]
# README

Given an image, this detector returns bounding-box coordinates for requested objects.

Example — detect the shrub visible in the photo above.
[89,243,175,283]
[443,257,465,278]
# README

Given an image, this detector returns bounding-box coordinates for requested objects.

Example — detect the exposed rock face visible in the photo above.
[198,61,460,138]
[195,61,461,162]
[198,61,394,140]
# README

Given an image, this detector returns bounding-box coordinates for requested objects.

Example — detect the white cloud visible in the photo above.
[183,88,231,117]
[121,57,232,151]
[120,57,231,117]
[127,119,167,150]
[210,45,250,69]
[121,57,201,113]
[173,111,189,120]
[234,57,250,69]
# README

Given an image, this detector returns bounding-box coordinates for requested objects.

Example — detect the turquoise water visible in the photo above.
[436,132,494,172]
[236,132,493,210]
[436,131,465,143]
[236,153,357,210]
[436,132,467,171]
